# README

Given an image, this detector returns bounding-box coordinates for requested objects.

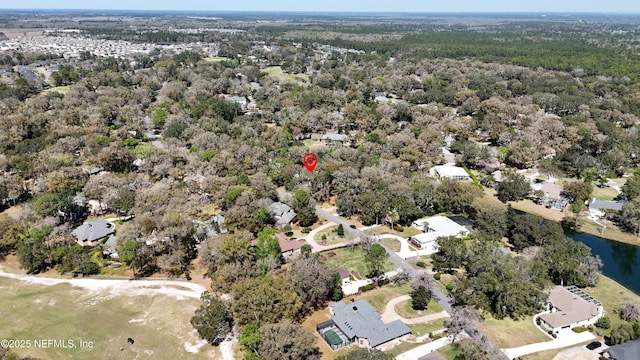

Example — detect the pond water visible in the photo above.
[569,231,640,294]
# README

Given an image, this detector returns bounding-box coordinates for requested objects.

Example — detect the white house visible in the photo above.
[537,285,604,334]
[409,216,469,253]
[429,165,471,182]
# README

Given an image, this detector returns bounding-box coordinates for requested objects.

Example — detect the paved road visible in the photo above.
[315,207,452,314]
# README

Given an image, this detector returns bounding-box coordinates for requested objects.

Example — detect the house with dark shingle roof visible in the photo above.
[603,338,640,359]
[72,219,115,247]
[319,299,411,351]
[268,202,297,226]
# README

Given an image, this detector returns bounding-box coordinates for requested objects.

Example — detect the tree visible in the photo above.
[410,285,431,311]
[191,292,233,345]
[622,168,640,199]
[288,255,334,312]
[431,236,466,272]
[256,320,319,360]
[617,301,640,322]
[118,240,141,274]
[329,272,344,301]
[337,223,345,236]
[595,316,611,329]
[471,199,507,242]
[436,180,483,214]
[364,243,388,278]
[621,197,640,235]
[300,243,312,258]
[385,208,399,230]
[562,181,593,205]
[111,188,135,215]
[16,226,51,274]
[231,276,303,326]
[0,214,24,256]
[495,171,531,203]
[291,189,318,227]
[336,348,394,360]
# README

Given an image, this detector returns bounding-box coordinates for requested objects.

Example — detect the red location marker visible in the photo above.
[303,153,318,172]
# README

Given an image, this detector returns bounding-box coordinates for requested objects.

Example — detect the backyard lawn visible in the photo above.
[261,66,309,83]
[347,283,413,313]
[481,313,549,348]
[409,318,447,337]
[583,275,640,336]
[314,225,347,245]
[366,225,422,238]
[320,247,394,279]
[437,343,466,360]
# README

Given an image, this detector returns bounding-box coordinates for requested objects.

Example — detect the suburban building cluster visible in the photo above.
[0,32,219,59]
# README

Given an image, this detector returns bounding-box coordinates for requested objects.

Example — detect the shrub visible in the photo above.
[393,225,404,232]
[302,227,311,234]
[433,273,441,280]
[359,284,375,292]
[596,316,611,329]
[416,261,426,268]
[337,224,345,236]
[572,326,588,333]
[445,283,454,291]
[379,278,390,286]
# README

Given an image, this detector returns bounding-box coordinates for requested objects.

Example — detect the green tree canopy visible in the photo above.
[191,292,233,345]
[364,243,388,278]
[231,276,303,326]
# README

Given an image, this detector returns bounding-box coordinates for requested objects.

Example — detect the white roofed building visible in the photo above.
[409,216,469,253]
[429,165,471,182]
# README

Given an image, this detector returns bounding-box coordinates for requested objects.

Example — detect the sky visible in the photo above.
[1,0,639,13]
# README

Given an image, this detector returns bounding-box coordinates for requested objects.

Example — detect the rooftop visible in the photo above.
[321,133,349,142]
[330,299,411,348]
[72,219,114,244]
[605,338,640,360]
[411,215,469,244]
[538,286,601,329]
[430,165,470,178]
[589,199,624,212]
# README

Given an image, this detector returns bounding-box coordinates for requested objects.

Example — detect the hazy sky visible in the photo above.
[2,0,639,13]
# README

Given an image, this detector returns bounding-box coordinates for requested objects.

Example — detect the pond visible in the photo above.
[569,231,640,295]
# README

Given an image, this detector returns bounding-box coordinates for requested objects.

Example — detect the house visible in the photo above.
[537,285,603,333]
[268,202,297,226]
[602,338,640,359]
[193,215,228,242]
[250,234,306,258]
[317,300,412,351]
[102,235,118,259]
[429,165,471,182]
[409,216,470,253]
[588,198,625,219]
[533,182,568,209]
[321,133,350,145]
[72,219,115,247]
[225,95,248,110]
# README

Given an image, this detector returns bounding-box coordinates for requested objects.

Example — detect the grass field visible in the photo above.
[366,226,422,238]
[592,185,619,200]
[42,85,71,95]
[410,318,447,337]
[261,66,309,84]
[437,342,466,359]
[314,225,347,245]
[347,283,413,314]
[395,299,444,319]
[583,275,640,336]
[320,247,394,279]
[0,277,213,360]
[380,238,401,252]
[201,56,230,63]
[481,313,549,348]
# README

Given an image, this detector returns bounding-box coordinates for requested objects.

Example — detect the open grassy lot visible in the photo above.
[395,299,444,319]
[583,275,640,336]
[261,66,309,84]
[314,225,347,245]
[410,318,447,337]
[380,238,401,252]
[592,185,619,201]
[0,277,213,360]
[521,349,562,360]
[437,342,466,359]
[481,313,549,348]
[201,56,230,63]
[366,225,422,238]
[320,247,394,279]
[42,85,71,95]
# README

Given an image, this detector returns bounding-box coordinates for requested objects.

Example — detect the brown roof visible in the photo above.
[278,238,306,253]
[539,286,600,329]
[335,267,351,279]
[541,183,563,199]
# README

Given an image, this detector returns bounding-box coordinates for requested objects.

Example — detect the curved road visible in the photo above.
[381,295,450,325]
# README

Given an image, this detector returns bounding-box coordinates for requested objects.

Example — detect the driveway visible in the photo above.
[302,221,350,252]
[502,329,596,359]
[553,345,603,360]
[378,234,437,259]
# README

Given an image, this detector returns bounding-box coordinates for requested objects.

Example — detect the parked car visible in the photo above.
[349,224,357,229]
[586,341,602,350]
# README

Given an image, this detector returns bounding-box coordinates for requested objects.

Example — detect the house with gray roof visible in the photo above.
[538,285,603,334]
[603,338,640,359]
[268,202,297,226]
[318,299,411,351]
[321,133,350,145]
[588,198,625,219]
[72,219,115,247]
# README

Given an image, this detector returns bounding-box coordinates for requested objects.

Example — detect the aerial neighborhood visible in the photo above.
[1,7,640,360]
